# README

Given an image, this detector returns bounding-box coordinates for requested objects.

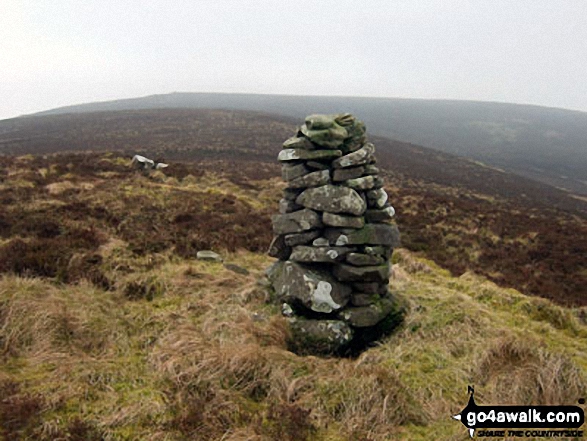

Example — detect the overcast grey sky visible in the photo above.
[1,0,586,120]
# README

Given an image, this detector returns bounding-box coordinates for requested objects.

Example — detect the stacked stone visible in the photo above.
[267,113,401,355]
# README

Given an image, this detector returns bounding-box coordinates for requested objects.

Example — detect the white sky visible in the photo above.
[1,0,586,120]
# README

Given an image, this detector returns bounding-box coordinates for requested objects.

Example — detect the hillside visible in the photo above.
[0,109,585,306]
[0,154,586,439]
[26,92,587,196]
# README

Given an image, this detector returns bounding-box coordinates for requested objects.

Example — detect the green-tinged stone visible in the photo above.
[300,124,348,149]
[305,114,335,130]
[296,185,366,216]
[324,223,400,246]
[322,212,365,229]
[332,166,365,182]
[335,113,356,127]
[332,262,390,283]
[290,246,350,263]
[344,175,377,191]
[284,230,321,247]
[283,136,315,150]
[332,143,375,168]
[272,209,322,235]
[287,170,331,189]
[346,252,384,266]
[287,318,354,355]
[282,163,310,181]
[338,298,396,328]
[365,206,396,223]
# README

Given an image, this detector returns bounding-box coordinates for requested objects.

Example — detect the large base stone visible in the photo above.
[268,261,351,313]
[287,317,354,355]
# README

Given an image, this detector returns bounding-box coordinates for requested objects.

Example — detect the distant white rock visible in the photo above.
[131,154,169,171]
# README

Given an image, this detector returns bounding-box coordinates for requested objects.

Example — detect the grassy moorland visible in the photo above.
[0,153,585,440]
[0,109,585,305]
[28,92,587,195]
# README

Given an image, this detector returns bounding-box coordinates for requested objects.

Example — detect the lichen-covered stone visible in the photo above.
[290,246,350,263]
[300,124,348,148]
[365,206,396,222]
[312,237,330,246]
[364,164,380,175]
[268,113,401,356]
[287,170,330,189]
[338,298,396,328]
[284,230,321,247]
[322,212,365,229]
[287,317,353,355]
[343,175,377,191]
[366,188,388,208]
[332,143,375,168]
[332,166,365,182]
[324,224,400,246]
[282,163,310,181]
[364,246,393,259]
[278,148,342,162]
[272,209,322,235]
[296,185,366,216]
[268,261,351,313]
[346,252,384,266]
[283,136,315,150]
[305,114,335,130]
[196,250,223,262]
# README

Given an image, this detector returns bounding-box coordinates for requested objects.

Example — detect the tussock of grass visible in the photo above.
[0,249,585,440]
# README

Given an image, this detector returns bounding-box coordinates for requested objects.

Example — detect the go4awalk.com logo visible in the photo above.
[452,386,585,438]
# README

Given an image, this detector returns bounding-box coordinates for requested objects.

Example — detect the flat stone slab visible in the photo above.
[284,230,321,247]
[287,317,353,355]
[282,163,310,181]
[325,224,400,246]
[296,185,366,216]
[278,148,342,162]
[332,262,390,283]
[346,252,385,266]
[268,261,351,313]
[332,143,375,168]
[287,170,330,189]
[322,212,365,229]
[223,263,249,275]
[338,298,395,328]
[290,246,350,263]
[196,250,223,262]
[283,136,315,150]
[332,166,365,182]
[272,209,322,235]
[343,175,377,191]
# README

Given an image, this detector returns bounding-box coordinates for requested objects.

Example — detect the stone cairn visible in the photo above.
[267,113,402,356]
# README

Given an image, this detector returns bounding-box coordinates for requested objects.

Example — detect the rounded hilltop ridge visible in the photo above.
[267,113,403,356]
